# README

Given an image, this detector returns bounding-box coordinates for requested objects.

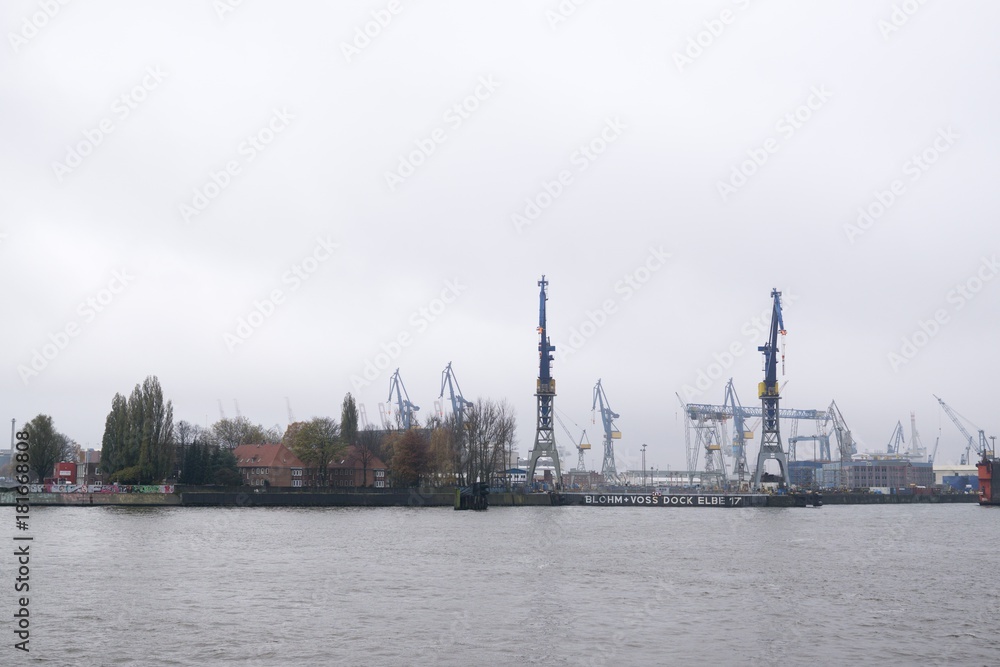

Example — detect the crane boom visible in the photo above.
[934,395,989,464]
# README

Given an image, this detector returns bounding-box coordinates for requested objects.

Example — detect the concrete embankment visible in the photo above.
[0,491,180,506]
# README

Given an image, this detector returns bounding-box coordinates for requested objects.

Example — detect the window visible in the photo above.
[292,469,302,477]
[292,480,302,488]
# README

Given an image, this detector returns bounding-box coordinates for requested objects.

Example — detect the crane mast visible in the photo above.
[752,288,790,489]
[387,368,420,430]
[592,379,622,484]
[526,276,562,487]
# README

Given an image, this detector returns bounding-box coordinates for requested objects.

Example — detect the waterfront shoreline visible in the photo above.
[0,489,981,508]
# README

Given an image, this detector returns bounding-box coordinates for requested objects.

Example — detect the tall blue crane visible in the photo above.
[526,276,562,487]
[592,379,622,483]
[439,362,473,424]
[387,368,420,430]
[752,288,791,489]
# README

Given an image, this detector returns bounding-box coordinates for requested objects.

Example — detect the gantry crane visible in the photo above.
[526,276,562,486]
[934,395,990,464]
[592,379,622,484]
[386,368,420,429]
[752,288,790,489]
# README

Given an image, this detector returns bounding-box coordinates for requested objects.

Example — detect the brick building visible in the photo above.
[819,459,934,489]
[234,443,309,488]
[328,446,387,488]
[76,449,104,486]
[234,443,387,489]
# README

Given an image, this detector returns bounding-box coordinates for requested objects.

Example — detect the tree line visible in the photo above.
[11,375,519,490]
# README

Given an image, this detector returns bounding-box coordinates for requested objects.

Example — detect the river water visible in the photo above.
[3,503,997,665]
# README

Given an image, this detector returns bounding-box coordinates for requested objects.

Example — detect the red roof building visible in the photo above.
[234,443,387,489]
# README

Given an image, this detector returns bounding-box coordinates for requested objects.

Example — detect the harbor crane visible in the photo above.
[827,401,856,461]
[553,410,589,472]
[752,288,790,490]
[386,369,420,430]
[592,379,622,484]
[575,430,592,471]
[934,395,990,464]
[723,378,751,486]
[439,362,474,424]
[908,412,927,461]
[526,276,562,486]
[886,421,906,455]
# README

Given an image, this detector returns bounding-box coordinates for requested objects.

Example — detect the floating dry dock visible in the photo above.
[557,493,770,507]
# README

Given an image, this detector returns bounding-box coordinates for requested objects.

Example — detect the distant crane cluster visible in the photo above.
[674,288,994,490]
[218,278,994,492]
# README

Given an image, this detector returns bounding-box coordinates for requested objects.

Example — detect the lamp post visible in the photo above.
[641,444,647,489]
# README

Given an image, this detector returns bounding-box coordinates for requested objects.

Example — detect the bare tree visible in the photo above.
[355,425,385,488]
[463,399,516,488]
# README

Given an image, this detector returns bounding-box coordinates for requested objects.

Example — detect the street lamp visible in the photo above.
[641,443,647,489]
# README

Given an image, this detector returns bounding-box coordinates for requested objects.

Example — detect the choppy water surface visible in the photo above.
[4,503,997,665]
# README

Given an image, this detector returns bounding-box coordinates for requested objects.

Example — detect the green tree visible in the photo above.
[210,447,242,486]
[101,393,130,477]
[341,393,359,447]
[287,417,343,487]
[100,376,175,483]
[24,414,72,482]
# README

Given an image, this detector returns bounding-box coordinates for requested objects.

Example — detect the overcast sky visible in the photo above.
[3,0,998,472]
